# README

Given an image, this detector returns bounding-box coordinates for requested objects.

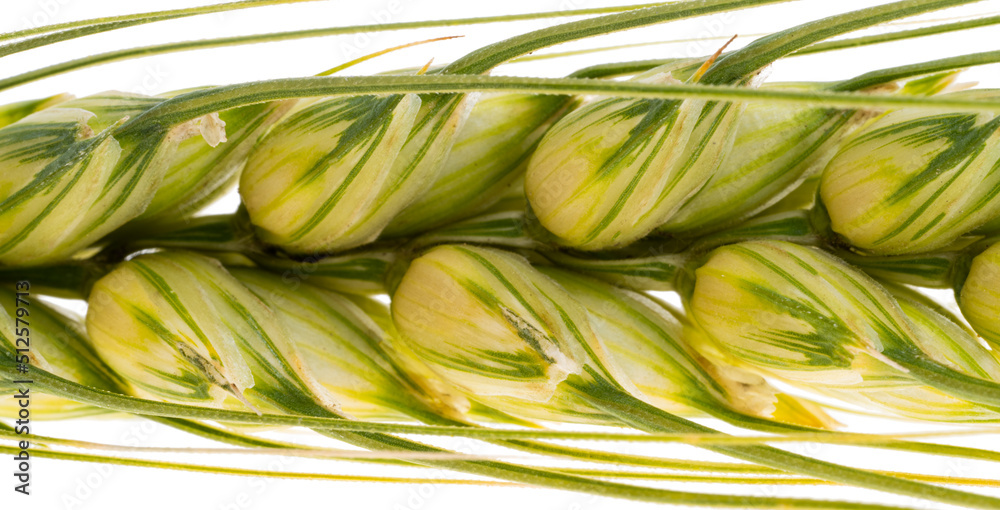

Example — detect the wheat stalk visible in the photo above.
[3,0,1000,508]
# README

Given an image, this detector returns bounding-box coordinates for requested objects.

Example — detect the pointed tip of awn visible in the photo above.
[693,34,737,82]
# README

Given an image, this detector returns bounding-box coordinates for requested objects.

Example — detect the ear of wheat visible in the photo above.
[689,240,1000,420]
[955,239,1000,349]
[3,0,1000,508]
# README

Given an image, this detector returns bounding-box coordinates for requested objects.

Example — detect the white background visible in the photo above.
[3,1,1000,509]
